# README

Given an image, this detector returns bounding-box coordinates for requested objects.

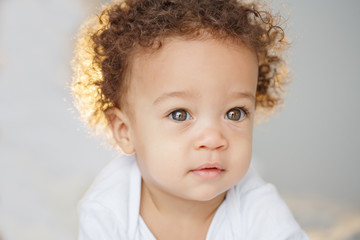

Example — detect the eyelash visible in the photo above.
[167,106,249,122]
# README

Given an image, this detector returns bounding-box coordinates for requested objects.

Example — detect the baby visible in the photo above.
[72,0,309,239]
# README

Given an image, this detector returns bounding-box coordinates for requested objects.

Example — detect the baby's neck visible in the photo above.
[140,179,226,240]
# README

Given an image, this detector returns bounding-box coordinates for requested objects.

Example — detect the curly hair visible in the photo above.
[72,0,288,136]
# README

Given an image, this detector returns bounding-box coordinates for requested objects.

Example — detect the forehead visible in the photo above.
[132,36,257,69]
[126,37,258,103]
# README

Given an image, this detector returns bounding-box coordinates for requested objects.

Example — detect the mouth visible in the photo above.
[190,163,225,179]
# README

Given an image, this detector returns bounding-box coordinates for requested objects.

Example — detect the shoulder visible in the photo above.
[229,168,309,240]
[80,154,135,205]
[78,154,138,239]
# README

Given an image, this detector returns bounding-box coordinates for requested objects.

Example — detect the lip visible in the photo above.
[190,163,225,180]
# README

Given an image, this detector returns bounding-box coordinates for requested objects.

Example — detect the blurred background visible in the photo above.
[0,0,359,239]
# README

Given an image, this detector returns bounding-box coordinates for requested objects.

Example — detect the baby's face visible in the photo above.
[125,38,258,201]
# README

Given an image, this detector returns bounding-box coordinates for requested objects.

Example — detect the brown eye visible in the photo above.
[225,108,246,121]
[169,109,191,121]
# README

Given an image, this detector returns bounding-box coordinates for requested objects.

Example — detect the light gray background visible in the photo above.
[0,0,359,239]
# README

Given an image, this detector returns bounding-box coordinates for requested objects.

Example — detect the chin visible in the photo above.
[187,189,228,202]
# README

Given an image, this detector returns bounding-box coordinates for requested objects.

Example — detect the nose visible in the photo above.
[193,127,228,151]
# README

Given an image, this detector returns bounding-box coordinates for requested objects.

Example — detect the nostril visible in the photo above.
[194,133,228,151]
[215,144,226,150]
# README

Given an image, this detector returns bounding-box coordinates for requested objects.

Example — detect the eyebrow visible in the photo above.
[153,91,195,105]
[153,90,255,105]
[230,91,256,101]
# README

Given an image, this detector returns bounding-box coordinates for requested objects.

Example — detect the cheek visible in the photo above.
[231,120,253,143]
[135,137,185,188]
[242,129,253,160]
[229,124,253,165]
[134,127,177,153]
[131,120,185,166]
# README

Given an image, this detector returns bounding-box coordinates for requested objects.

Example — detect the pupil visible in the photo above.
[174,110,186,121]
[229,110,240,120]
[176,112,183,119]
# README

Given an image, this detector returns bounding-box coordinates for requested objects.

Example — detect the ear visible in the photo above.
[106,107,135,155]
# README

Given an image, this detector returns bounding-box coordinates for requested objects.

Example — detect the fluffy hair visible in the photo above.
[72,0,288,135]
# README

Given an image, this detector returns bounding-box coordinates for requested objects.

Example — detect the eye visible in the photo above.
[225,107,247,121]
[169,109,192,122]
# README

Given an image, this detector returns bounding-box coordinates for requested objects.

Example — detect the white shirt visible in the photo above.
[78,155,309,240]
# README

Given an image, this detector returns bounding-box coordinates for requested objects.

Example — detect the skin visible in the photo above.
[107,37,258,239]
